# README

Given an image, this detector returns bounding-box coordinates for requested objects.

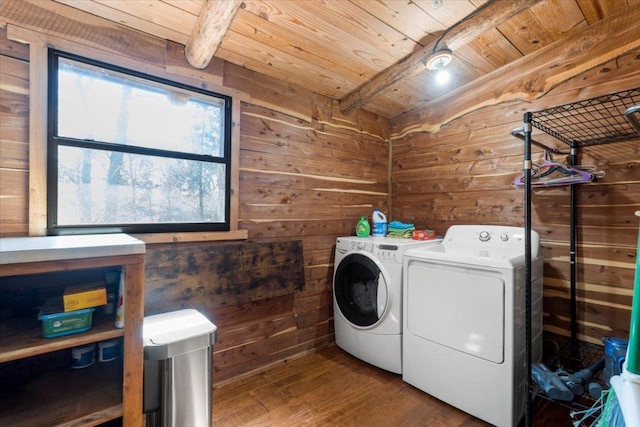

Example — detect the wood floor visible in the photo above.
[212,344,578,426]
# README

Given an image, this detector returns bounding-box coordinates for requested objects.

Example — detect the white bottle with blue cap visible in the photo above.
[372,208,387,236]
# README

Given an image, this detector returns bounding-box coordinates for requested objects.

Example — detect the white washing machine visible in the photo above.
[402,225,543,427]
[333,236,442,374]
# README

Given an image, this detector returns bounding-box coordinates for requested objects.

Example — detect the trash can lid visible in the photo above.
[143,309,217,346]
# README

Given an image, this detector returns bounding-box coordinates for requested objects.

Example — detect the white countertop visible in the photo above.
[0,234,145,265]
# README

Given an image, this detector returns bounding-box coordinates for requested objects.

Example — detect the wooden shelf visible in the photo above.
[0,358,123,427]
[0,314,124,363]
[0,234,145,426]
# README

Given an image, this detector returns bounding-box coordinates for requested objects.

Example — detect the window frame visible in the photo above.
[10,24,247,242]
[46,49,234,236]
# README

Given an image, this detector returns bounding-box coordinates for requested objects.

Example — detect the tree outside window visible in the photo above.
[48,50,232,235]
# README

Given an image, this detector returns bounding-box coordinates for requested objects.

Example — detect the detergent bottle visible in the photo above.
[372,208,387,236]
[356,216,370,237]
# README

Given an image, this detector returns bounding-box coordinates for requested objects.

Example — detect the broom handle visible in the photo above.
[628,211,640,374]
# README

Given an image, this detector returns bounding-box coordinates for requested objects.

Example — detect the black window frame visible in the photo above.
[46,49,233,236]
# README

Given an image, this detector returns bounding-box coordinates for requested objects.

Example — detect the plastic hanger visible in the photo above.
[513,151,597,187]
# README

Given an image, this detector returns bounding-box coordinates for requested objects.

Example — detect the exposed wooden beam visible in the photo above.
[185,0,243,69]
[391,3,640,136]
[339,0,542,115]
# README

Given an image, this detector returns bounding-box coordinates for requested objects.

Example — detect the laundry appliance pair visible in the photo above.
[332,225,543,427]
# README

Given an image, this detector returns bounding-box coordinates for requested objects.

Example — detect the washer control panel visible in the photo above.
[375,244,401,263]
[336,238,374,254]
[335,237,443,263]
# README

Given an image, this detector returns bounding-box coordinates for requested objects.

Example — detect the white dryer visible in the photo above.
[402,225,543,427]
[333,236,441,374]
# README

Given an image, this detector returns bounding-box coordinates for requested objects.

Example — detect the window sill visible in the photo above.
[131,230,248,244]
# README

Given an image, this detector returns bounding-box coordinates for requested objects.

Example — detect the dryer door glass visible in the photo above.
[334,253,384,327]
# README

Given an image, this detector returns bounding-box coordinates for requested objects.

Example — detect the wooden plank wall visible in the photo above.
[211,64,389,383]
[0,34,29,236]
[390,49,640,346]
[0,5,389,384]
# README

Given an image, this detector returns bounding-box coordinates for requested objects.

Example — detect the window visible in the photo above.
[47,49,232,235]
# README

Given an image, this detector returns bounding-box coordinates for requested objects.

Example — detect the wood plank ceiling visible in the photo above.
[36,0,640,120]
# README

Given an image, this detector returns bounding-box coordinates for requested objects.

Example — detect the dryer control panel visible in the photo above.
[442,225,540,259]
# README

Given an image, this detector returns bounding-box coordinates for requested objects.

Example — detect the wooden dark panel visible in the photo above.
[144,240,305,313]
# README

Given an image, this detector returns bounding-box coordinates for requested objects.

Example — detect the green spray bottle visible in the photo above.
[356,216,370,237]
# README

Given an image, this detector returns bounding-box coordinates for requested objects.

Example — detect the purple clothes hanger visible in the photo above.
[513,151,595,188]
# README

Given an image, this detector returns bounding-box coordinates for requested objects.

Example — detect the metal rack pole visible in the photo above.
[569,144,578,353]
[523,112,533,427]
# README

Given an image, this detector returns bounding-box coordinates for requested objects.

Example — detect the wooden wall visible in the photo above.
[0,6,389,384]
[390,49,640,346]
[0,33,29,236]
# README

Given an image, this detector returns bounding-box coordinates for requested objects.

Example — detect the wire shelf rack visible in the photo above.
[531,87,640,148]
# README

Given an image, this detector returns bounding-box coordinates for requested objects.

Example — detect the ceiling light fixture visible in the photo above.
[435,70,450,85]
[426,48,453,71]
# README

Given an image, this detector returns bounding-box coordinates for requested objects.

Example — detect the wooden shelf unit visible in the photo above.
[0,234,146,427]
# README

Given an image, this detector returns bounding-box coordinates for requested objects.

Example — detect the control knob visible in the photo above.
[479,230,491,242]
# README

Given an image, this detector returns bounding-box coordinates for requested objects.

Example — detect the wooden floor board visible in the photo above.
[213,344,581,426]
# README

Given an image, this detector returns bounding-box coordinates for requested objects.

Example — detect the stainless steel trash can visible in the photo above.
[143,309,217,427]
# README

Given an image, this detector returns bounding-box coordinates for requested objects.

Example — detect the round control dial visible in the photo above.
[478,230,491,242]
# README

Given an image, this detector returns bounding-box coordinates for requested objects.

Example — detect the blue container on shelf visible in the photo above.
[38,298,94,338]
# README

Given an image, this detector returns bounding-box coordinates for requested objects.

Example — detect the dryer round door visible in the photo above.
[334,252,388,327]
